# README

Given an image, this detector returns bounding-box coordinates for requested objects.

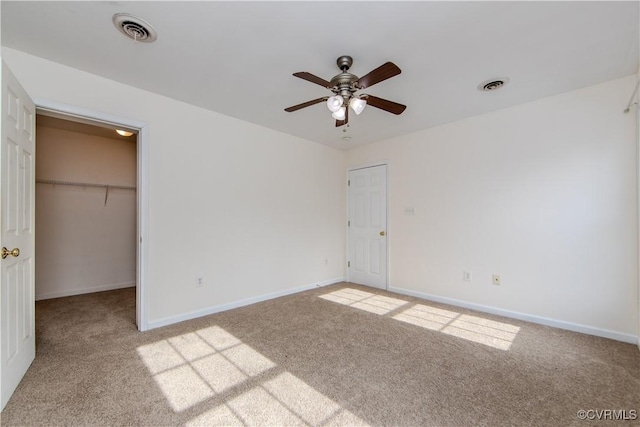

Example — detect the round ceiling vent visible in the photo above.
[477,77,510,92]
[113,13,157,43]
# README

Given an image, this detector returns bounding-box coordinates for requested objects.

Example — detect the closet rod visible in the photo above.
[36,179,136,191]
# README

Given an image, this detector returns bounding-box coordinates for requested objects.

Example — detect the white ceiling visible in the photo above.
[2,1,638,150]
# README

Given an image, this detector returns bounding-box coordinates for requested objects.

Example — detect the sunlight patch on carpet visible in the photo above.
[263,372,341,425]
[138,326,368,426]
[186,372,368,427]
[153,365,214,411]
[137,326,275,412]
[319,288,409,315]
[393,304,520,350]
[206,373,368,427]
[185,404,244,426]
[319,288,519,351]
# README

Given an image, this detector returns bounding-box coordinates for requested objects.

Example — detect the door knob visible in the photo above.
[379,231,386,236]
[2,247,20,259]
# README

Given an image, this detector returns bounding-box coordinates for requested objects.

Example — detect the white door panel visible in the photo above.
[1,61,36,410]
[348,165,387,289]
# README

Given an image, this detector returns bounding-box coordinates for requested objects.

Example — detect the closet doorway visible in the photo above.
[34,107,147,330]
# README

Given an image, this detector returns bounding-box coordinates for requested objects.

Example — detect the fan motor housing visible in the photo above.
[331,56,359,98]
[330,72,358,89]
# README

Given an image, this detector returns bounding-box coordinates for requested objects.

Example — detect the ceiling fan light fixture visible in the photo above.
[326,95,344,112]
[285,55,406,128]
[350,97,367,115]
[331,107,346,120]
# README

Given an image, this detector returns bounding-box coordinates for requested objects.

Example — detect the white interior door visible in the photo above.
[1,61,36,410]
[348,165,387,289]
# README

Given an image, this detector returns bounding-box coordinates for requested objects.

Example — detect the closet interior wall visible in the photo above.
[35,115,137,300]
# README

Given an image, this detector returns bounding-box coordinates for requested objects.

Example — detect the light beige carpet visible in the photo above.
[1,283,638,426]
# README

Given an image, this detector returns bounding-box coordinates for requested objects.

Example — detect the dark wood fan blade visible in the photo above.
[335,107,349,127]
[284,97,328,112]
[364,95,406,115]
[293,72,332,88]
[355,62,401,89]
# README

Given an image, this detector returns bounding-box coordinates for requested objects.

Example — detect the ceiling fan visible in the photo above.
[284,55,406,127]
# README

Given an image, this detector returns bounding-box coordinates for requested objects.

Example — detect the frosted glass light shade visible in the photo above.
[331,107,346,120]
[326,96,344,112]
[350,97,367,115]
[116,129,134,137]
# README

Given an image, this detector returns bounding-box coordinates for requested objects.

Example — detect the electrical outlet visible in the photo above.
[492,274,501,286]
[463,271,472,282]
[196,276,204,288]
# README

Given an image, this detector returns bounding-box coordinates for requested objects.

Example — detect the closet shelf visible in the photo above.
[36,179,136,206]
[36,179,136,191]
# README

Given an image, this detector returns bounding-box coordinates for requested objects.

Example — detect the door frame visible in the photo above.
[34,99,149,331]
[346,162,390,289]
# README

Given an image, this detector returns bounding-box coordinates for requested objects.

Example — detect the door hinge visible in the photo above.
[348,220,350,227]
[348,180,350,186]
[348,261,351,268]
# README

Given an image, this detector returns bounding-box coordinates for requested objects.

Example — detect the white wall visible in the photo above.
[346,75,639,340]
[1,48,345,326]
[3,47,637,342]
[35,124,136,300]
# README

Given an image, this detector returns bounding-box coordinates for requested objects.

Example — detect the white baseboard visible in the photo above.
[147,277,344,330]
[388,286,638,345]
[36,282,136,301]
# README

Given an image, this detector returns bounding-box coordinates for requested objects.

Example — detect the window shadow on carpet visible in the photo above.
[137,325,367,426]
[319,288,520,351]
